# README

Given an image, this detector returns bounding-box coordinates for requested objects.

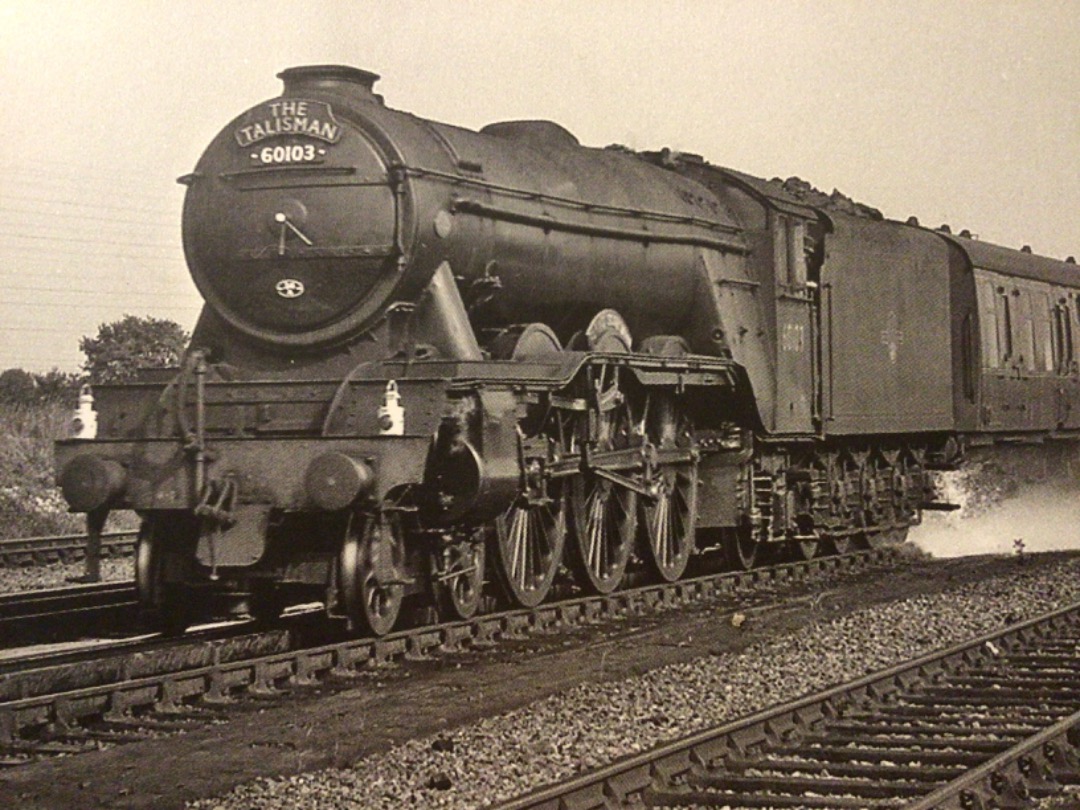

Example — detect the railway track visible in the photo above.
[0,531,136,567]
[494,599,1080,809]
[0,582,137,644]
[0,548,893,765]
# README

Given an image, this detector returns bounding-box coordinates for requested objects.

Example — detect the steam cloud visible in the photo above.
[911,446,1080,557]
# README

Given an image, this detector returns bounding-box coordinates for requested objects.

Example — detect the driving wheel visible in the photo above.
[569,473,636,593]
[492,484,567,608]
[640,394,697,581]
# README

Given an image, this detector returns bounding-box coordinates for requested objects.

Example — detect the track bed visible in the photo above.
[2,551,1078,809]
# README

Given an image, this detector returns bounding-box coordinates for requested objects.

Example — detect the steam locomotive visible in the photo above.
[55,65,1080,634]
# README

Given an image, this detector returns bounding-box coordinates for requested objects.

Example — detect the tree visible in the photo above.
[80,315,190,384]
[32,368,83,405]
[0,368,37,404]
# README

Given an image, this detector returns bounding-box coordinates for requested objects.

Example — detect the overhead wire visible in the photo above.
[0,164,199,370]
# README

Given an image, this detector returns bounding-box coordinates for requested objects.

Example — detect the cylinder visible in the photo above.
[305,452,375,511]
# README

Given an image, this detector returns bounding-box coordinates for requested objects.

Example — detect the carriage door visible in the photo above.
[773,213,815,433]
[1053,291,1080,429]
[1025,286,1055,428]
[976,273,1027,430]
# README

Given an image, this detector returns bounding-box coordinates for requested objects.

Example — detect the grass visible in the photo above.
[0,400,136,539]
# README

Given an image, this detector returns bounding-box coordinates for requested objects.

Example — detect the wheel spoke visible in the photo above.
[638,391,696,583]
[587,486,606,571]
[509,508,526,583]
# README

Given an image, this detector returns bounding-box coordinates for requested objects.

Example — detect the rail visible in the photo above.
[0,548,894,759]
[492,600,1080,809]
[0,582,137,644]
[0,531,136,568]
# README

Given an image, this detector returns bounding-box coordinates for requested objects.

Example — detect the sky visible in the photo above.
[0,0,1077,372]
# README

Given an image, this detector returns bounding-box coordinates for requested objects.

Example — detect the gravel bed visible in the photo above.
[1035,786,1080,809]
[0,558,132,594]
[189,558,1080,810]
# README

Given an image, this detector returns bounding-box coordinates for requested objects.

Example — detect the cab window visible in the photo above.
[787,220,808,287]
[773,214,789,284]
[774,214,808,288]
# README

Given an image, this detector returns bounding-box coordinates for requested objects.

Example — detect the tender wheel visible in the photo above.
[829,535,856,555]
[492,484,567,608]
[791,536,820,561]
[339,513,404,636]
[135,519,192,636]
[861,532,885,550]
[862,526,908,549]
[725,525,758,570]
[888,526,911,545]
[434,534,486,621]
[569,474,636,593]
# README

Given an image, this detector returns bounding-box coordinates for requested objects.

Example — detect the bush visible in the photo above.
[0,400,84,538]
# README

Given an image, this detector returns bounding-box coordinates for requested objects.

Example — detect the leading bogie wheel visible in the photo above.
[338,513,404,636]
[492,483,567,608]
[135,518,193,636]
[434,533,486,621]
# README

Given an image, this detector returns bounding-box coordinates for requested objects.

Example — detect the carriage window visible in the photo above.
[1056,299,1076,373]
[1073,295,1080,369]
[976,278,999,367]
[1016,290,1036,371]
[995,287,1013,365]
[1034,291,1054,372]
